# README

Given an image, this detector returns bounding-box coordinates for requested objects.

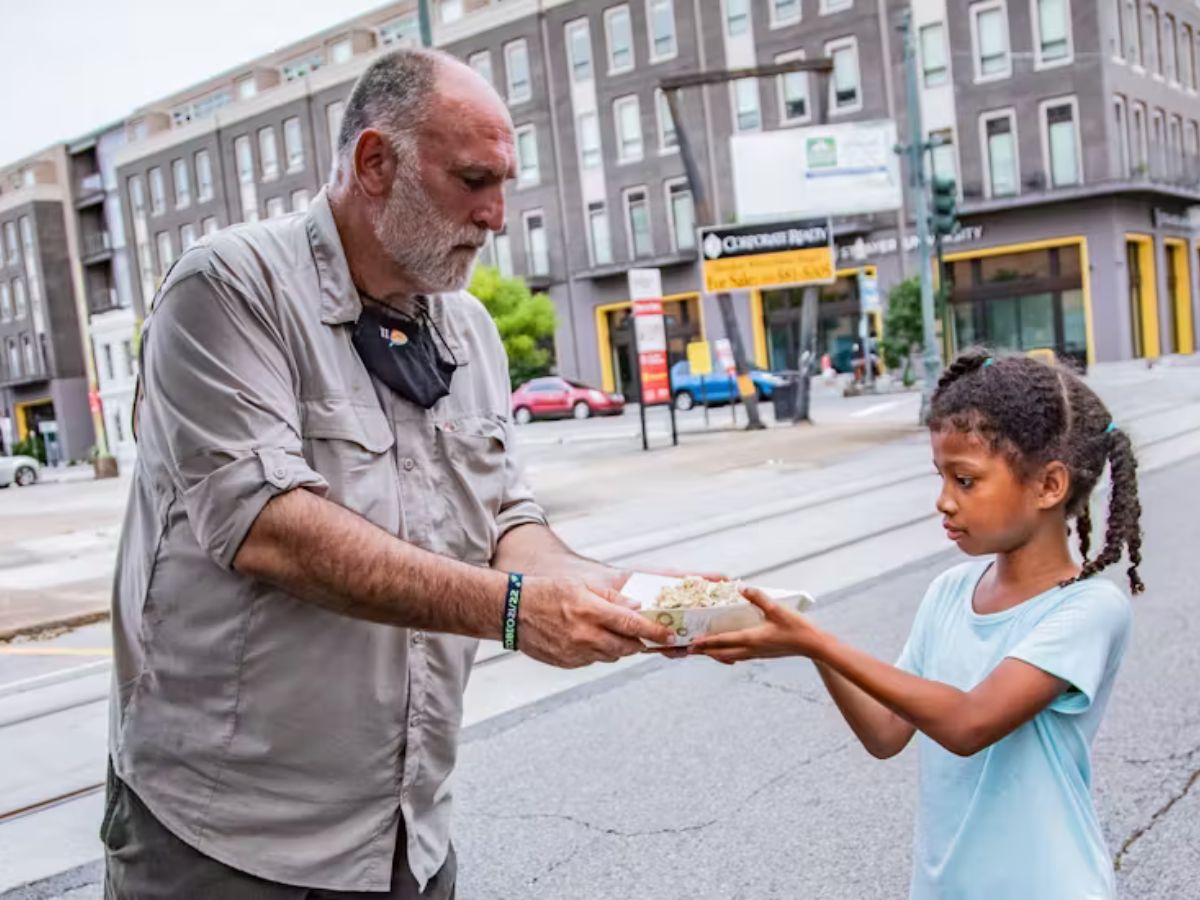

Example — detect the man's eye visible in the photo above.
[461,175,487,190]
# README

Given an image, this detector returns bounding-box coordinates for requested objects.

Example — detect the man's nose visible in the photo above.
[472,187,506,233]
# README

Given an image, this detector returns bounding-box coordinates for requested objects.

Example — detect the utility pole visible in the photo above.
[662,59,833,431]
[899,11,942,421]
[417,0,433,47]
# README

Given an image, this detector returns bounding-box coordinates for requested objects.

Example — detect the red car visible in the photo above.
[511,377,625,424]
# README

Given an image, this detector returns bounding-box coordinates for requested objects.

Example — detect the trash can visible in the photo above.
[771,372,801,422]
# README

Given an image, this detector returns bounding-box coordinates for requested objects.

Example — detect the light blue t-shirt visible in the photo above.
[896,560,1132,900]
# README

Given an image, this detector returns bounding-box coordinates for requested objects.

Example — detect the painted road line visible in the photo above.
[0,660,112,699]
[0,647,112,656]
[849,399,906,419]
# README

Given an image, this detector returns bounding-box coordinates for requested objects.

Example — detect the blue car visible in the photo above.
[669,360,782,411]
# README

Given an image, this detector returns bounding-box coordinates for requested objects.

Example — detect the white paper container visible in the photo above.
[623,573,815,647]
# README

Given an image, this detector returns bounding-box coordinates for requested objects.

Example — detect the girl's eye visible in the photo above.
[956,476,974,489]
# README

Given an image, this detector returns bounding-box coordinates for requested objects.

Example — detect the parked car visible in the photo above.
[511,377,626,424]
[0,454,40,488]
[669,361,783,411]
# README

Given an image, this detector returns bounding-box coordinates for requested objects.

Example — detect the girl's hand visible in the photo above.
[688,587,824,663]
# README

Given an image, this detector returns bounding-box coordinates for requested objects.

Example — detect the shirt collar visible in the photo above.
[305,188,362,326]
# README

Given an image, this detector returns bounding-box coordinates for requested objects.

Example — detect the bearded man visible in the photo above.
[103,47,669,899]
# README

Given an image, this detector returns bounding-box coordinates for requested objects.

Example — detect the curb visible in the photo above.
[0,610,110,644]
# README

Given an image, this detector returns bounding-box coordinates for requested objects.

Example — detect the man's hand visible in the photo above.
[517,576,674,668]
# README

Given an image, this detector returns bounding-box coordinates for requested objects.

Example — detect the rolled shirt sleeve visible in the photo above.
[141,270,328,568]
[494,418,547,539]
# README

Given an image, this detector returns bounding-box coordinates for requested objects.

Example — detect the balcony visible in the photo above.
[81,230,113,264]
[75,172,105,208]
[89,287,120,315]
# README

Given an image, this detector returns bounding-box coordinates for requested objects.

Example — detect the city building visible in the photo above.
[12,0,1198,435]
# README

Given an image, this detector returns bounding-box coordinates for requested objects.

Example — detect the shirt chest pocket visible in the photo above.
[434,414,509,557]
[301,398,400,532]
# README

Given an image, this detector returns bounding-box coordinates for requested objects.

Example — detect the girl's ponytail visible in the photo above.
[1071,427,1144,595]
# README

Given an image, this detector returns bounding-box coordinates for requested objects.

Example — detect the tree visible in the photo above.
[880,277,924,386]
[469,265,557,387]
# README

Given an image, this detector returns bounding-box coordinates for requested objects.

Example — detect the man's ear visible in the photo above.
[353,129,397,199]
[1036,460,1071,510]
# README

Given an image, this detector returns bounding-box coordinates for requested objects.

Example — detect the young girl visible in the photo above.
[692,349,1142,899]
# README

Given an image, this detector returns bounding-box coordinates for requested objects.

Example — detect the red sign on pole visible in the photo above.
[633,298,670,406]
[88,388,102,414]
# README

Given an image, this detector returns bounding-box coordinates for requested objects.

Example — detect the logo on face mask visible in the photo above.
[379,325,409,348]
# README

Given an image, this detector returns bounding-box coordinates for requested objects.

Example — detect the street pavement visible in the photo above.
[3,361,1200,897]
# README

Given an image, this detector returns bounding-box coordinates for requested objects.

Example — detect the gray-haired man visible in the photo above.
[103,48,671,898]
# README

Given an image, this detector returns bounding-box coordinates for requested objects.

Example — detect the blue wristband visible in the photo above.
[502,573,523,651]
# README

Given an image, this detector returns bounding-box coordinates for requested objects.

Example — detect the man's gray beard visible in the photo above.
[373,147,486,294]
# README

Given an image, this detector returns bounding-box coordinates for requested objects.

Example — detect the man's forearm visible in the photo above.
[492,523,624,588]
[234,487,508,637]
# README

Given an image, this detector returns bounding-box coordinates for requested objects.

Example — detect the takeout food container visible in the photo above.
[622,573,815,647]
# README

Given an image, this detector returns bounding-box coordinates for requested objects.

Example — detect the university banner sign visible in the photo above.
[698,218,835,293]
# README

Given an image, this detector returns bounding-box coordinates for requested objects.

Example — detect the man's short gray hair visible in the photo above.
[335,48,444,162]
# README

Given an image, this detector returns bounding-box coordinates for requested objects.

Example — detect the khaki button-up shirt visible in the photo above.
[109,189,545,892]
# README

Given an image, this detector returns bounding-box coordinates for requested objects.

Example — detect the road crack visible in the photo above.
[740,665,825,704]
[1114,746,1200,871]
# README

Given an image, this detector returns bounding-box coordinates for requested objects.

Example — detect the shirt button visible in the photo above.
[273,467,286,479]
[409,712,422,728]
[411,631,425,645]
[403,458,415,471]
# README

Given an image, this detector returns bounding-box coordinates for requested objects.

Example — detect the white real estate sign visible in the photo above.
[731,120,902,221]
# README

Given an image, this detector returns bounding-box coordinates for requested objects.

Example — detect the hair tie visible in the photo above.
[982,357,995,368]
[1105,422,1118,434]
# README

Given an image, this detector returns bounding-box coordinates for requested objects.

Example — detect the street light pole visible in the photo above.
[900,11,942,421]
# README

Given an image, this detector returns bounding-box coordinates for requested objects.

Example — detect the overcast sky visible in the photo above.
[0,0,392,163]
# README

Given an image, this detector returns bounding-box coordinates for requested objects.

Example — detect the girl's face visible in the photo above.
[931,428,1064,556]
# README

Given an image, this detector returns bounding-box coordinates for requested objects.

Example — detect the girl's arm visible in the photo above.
[691,590,1067,758]
[813,662,915,759]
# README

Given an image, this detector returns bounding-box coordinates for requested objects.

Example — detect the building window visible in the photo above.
[921,23,949,86]
[605,5,635,73]
[732,78,762,131]
[505,40,532,104]
[156,232,174,278]
[647,0,678,62]
[180,223,197,251]
[327,101,345,156]
[826,37,862,112]
[930,129,957,182]
[7,340,17,378]
[266,197,286,219]
[468,51,493,86]
[12,279,25,318]
[148,167,166,215]
[1181,24,1196,90]
[524,212,549,276]
[1131,102,1148,170]
[22,336,36,375]
[195,150,214,202]
[378,14,419,46]
[516,125,540,186]
[655,89,678,151]
[982,110,1019,196]
[330,38,354,64]
[440,0,463,24]
[1043,97,1082,187]
[972,1,1012,80]
[493,229,513,277]
[0,283,10,322]
[578,113,602,168]
[258,127,279,180]
[102,344,115,382]
[566,19,592,82]
[291,189,311,212]
[202,217,219,236]
[282,117,305,173]
[588,202,612,265]
[1034,0,1072,66]
[725,0,750,36]
[1163,14,1178,82]
[625,188,653,258]
[171,159,191,209]
[614,96,644,162]
[128,176,145,218]
[776,51,810,123]
[281,52,323,82]
[235,135,258,221]
[1144,4,1160,75]
[1187,121,1200,158]
[237,76,257,99]
[821,0,853,12]
[1114,95,1131,177]
[666,179,695,251]
[3,222,16,264]
[770,0,801,27]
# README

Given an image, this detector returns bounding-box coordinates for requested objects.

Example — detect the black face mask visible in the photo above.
[351,301,458,409]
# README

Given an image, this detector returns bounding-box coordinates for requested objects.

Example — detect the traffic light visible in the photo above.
[931,177,959,237]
